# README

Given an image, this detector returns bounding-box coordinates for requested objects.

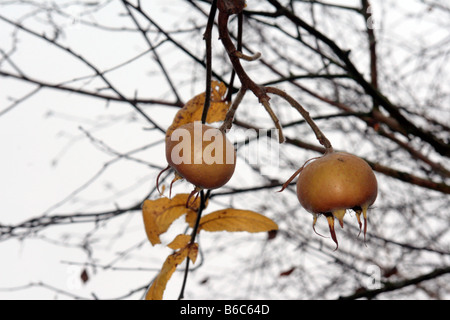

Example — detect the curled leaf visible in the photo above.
[145,242,199,300]
[145,247,190,300]
[142,194,203,246]
[280,267,296,277]
[166,81,229,137]
[198,209,278,233]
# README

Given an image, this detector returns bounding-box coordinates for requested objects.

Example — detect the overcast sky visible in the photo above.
[0,0,448,300]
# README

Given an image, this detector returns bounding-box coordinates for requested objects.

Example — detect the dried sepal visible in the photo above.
[325,213,338,250]
[333,209,346,229]
[354,204,369,242]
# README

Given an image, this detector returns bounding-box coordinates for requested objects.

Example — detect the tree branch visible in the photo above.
[0,70,183,108]
[339,266,450,300]
[0,14,166,133]
[266,0,450,157]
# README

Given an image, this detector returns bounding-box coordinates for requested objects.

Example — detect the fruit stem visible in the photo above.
[260,97,285,143]
[265,86,334,153]
[218,4,284,140]
[278,156,320,192]
[178,189,210,300]
[220,87,247,132]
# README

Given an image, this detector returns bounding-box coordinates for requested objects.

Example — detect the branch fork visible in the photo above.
[216,0,333,149]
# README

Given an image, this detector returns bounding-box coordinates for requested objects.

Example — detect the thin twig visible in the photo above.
[0,70,182,107]
[266,0,450,157]
[225,12,243,102]
[178,190,209,300]
[0,14,166,134]
[266,86,333,152]
[220,87,247,132]
[178,1,218,300]
[260,97,285,143]
[121,1,182,105]
[201,0,218,124]
[339,266,450,300]
[217,2,287,141]
[361,0,378,91]
[217,4,268,100]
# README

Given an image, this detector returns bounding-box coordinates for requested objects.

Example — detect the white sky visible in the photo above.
[0,0,448,300]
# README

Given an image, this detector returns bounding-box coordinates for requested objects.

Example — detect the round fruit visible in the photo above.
[165,122,236,190]
[297,152,377,214]
[296,151,378,248]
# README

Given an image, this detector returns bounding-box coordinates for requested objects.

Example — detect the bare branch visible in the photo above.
[339,266,450,300]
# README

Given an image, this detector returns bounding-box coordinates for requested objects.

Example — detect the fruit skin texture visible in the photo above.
[165,122,236,190]
[296,152,378,215]
[296,151,378,249]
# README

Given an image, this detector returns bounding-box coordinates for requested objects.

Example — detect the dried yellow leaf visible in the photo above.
[145,247,189,300]
[145,242,199,300]
[184,197,210,228]
[166,81,229,137]
[185,209,198,228]
[142,194,202,246]
[167,234,191,250]
[187,243,199,264]
[198,209,278,233]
